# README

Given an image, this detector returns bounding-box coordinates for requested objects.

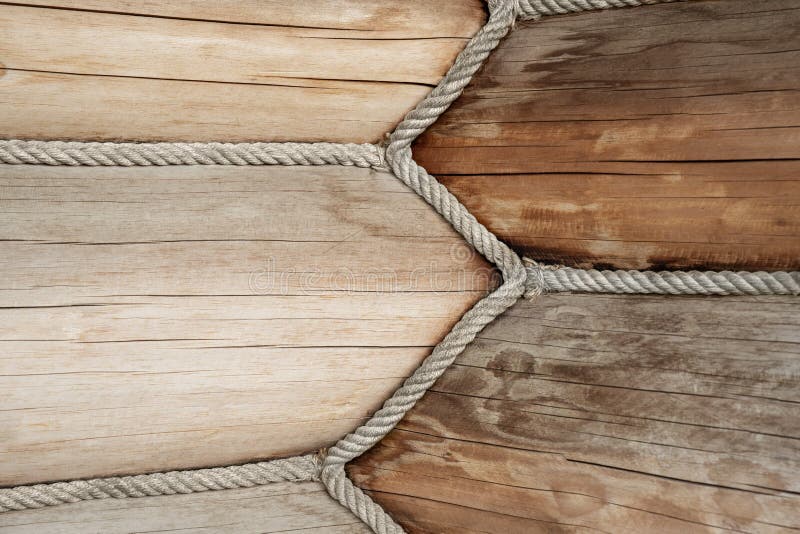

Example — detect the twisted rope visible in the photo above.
[0,454,320,513]
[516,0,680,20]
[525,259,800,296]
[0,140,384,168]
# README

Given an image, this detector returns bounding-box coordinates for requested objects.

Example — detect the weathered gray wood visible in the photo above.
[0,482,370,533]
[0,165,492,486]
[350,294,800,533]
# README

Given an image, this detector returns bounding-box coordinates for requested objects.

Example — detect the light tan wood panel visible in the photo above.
[17,0,482,37]
[0,482,370,533]
[0,1,486,142]
[349,294,800,533]
[414,0,800,270]
[0,70,427,146]
[0,164,493,485]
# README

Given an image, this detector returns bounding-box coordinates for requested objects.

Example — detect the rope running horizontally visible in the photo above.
[0,140,384,168]
[525,260,800,296]
[0,455,320,513]
[516,0,679,20]
[4,1,794,533]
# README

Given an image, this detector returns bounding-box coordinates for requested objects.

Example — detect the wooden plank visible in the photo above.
[1,4,466,85]
[0,1,485,142]
[413,0,800,270]
[349,294,800,533]
[0,482,370,533]
[0,70,428,144]
[0,164,493,486]
[6,0,484,38]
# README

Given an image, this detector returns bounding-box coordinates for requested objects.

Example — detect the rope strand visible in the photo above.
[0,140,384,168]
[525,259,800,296]
[516,0,680,20]
[0,455,320,513]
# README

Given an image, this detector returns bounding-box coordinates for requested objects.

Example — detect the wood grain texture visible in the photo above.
[0,482,370,533]
[0,164,493,486]
[349,294,800,533]
[414,0,800,270]
[0,1,485,142]
[11,0,482,38]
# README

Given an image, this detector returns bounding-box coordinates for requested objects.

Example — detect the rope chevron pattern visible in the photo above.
[0,140,384,168]
[319,2,524,531]
[0,455,320,513]
[525,260,800,296]
[0,1,791,534]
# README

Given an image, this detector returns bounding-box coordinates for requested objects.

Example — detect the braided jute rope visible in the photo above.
[525,259,800,296]
[0,455,320,513]
[0,139,384,168]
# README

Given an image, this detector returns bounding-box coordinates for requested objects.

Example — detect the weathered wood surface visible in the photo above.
[23,0,483,37]
[0,164,492,486]
[0,482,369,533]
[349,294,800,533]
[0,1,485,142]
[414,0,800,271]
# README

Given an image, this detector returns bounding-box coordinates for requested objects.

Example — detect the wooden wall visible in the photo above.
[2,0,799,532]
[414,0,800,270]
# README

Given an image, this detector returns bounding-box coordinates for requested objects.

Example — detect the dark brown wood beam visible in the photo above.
[414,0,800,270]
